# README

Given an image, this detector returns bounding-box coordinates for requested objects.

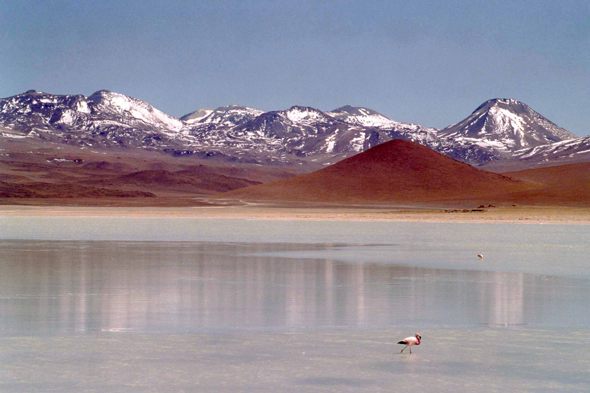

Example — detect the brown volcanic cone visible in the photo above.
[218,139,541,204]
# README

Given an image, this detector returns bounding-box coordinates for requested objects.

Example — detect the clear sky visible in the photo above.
[2,0,589,135]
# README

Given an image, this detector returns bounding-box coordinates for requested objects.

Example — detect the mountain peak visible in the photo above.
[327,105,400,129]
[214,104,260,112]
[23,89,43,96]
[90,89,113,95]
[285,105,324,113]
[331,104,356,112]
[88,90,116,100]
[330,105,382,117]
[441,98,576,153]
[180,108,214,123]
[282,106,330,123]
[183,104,264,127]
[484,97,520,105]
[472,98,530,114]
[87,90,137,107]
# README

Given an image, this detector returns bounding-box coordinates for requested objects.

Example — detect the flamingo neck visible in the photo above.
[415,337,421,345]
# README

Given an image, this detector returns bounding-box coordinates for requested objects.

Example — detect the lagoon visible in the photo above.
[0,217,589,391]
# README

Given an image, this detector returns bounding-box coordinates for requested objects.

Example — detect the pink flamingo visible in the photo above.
[397,333,421,354]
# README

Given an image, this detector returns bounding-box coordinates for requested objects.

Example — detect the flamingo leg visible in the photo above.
[410,346,412,354]
[401,345,407,353]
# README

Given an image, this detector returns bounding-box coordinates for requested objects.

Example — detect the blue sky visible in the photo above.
[2,0,589,135]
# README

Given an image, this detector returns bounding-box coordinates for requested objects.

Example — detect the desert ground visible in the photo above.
[2,138,589,223]
[2,202,590,224]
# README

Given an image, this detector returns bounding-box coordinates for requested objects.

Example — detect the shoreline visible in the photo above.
[2,204,590,224]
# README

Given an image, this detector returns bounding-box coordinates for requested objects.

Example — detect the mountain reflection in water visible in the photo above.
[0,240,588,335]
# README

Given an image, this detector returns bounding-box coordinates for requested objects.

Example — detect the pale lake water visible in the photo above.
[0,216,589,392]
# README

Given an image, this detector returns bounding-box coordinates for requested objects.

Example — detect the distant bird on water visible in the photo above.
[477,254,484,259]
[398,333,421,354]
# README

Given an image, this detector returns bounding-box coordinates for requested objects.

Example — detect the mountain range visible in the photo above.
[2,89,590,206]
[2,90,587,171]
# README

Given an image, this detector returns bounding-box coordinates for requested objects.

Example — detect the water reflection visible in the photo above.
[0,240,588,335]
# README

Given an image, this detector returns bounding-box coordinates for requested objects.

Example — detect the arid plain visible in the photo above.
[1,137,589,223]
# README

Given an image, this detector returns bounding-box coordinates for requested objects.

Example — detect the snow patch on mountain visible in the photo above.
[283,106,331,124]
[515,136,590,162]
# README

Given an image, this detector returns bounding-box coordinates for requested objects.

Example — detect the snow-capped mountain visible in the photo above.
[440,98,577,155]
[0,91,391,166]
[181,104,264,128]
[161,103,506,166]
[181,104,476,163]
[327,105,414,130]
[181,105,388,164]
[1,90,583,170]
[231,106,340,139]
[88,90,185,133]
[0,90,193,149]
[319,105,500,163]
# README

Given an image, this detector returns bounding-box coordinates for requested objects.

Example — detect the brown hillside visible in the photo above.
[502,162,590,206]
[0,138,297,203]
[0,181,155,198]
[78,169,262,195]
[218,139,542,204]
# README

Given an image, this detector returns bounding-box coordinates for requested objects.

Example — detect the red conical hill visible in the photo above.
[219,140,542,204]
